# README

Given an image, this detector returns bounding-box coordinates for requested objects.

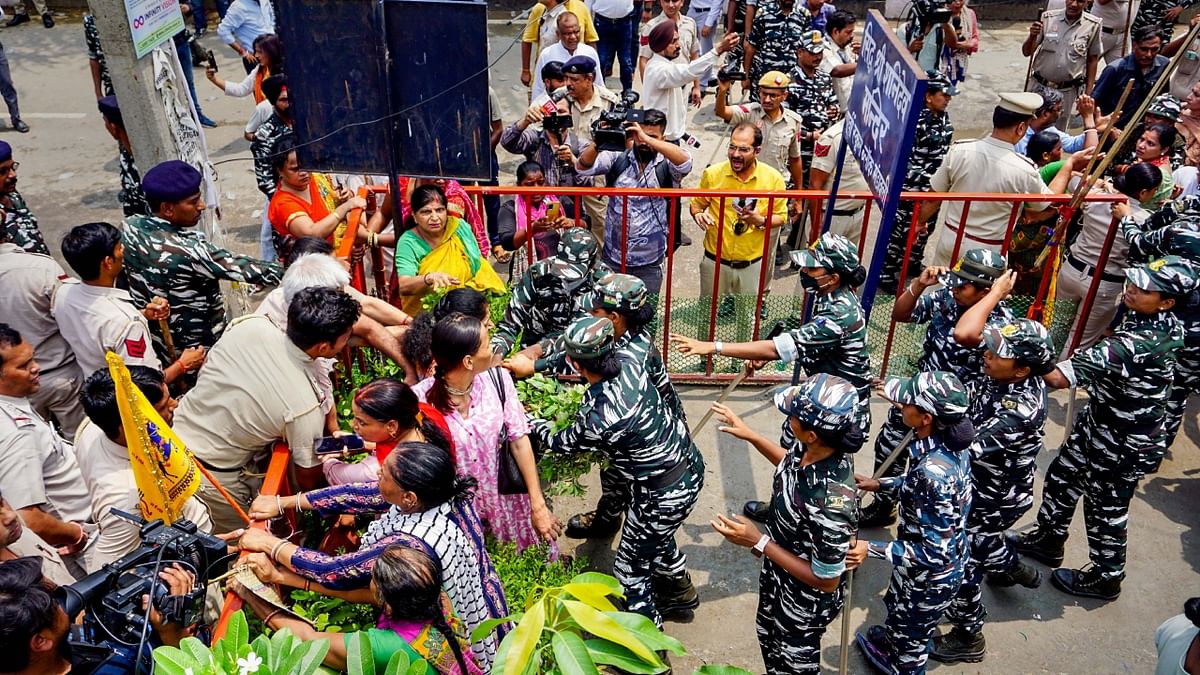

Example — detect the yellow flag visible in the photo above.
[105,352,200,524]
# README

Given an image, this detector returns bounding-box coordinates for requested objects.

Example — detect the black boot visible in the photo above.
[986,559,1042,588]
[858,497,898,528]
[654,572,700,621]
[1050,565,1122,601]
[1007,527,1066,567]
[5,13,29,27]
[742,500,771,523]
[564,510,622,539]
[930,627,987,664]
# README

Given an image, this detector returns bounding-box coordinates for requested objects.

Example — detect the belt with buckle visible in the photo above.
[1101,26,1117,34]
[1033,72,1086,90]
[832,206,864,216]
[946,224,1006,246]
[1067,252,1125,284]
[704,250,762,269]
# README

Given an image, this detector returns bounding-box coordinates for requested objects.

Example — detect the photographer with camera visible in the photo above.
[643,21,739,145]
[898,0,976,82]
[0,556,197,674]
[576,110,691,293]
[500,68,591,193]
[1022,0,1102,130]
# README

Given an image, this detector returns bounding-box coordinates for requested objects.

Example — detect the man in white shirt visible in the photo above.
[54,222,205,384]
[639,0,701,103]
[0,325,96,577]
[75,366,216,568]
[642,21,739,143]
[589,0,636,92]
[532,12,602,101]
[820,10,859,112]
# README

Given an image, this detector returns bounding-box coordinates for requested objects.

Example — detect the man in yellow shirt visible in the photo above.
[689,123,789,328]
[521,0,600,88]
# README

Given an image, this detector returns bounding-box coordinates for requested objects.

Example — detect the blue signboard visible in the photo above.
[829,9,927,315]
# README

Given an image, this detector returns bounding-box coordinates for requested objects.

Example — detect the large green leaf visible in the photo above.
[561,582,619,611]
[282,638,332,675]
[607,611,686,655]
[560,600,660,665]
[569,572,623,597]
[502,596,546,675]
[490,629,520,675]
[269,627,295,671]
[382,648,412,675]
[226,610,250,650]
[469,614,516,644]
[693,666,755,675]
[550,631,600,675]
[150,646,199,675]
[178,636,213,670]
[585,640,670,674]
[344,631,373,675]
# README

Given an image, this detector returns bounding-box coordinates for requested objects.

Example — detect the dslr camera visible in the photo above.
[592,90,646,152]
[54,510,230,672]
[909,0,952,34]
[716,64,747,83]
[541,89,574,134]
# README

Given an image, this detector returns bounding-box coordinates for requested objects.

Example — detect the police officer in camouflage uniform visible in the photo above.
[932,318,1055,664]
[709,374,860,674]
[491,228,599,357]
[671,233,872,522]
[785,31,839,196]
[1133,0,1194,41]
[97,96,150,218]
[0,141,46,255]
[861,249,1012,528]
[850,372,974,675]
[563,273,687,546]
[1120,197,1200,458]
[879,72,956,294]
[530,316,705,626]
[744,0,811,101]
[122,160,283,362]
[1012,256,1197,601]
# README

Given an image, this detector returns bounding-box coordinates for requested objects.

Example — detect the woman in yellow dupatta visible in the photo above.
[392,184,505,315]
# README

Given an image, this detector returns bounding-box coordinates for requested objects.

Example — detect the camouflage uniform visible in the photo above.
[748,1,812,100]
[880,74,956,293]
[250,112,292,198]
[785,49,837,181]
[1029,257,1195,590]
[857,372,972,675]
[531,317,703,627]
[491,229,600,357]
[2,191,47,255]
[84,14,114,98]
[1120,203,1200,457]
[755,376,858,674]
[121,214,283,357]
[118,147,150,217]
[944,321,1053,641]
[869,250,1011,521]
[1132,0,1195,40]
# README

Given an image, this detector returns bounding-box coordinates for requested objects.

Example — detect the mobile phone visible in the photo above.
[314,434,365,455]
[207,50,218,72]
[546,202,561,220]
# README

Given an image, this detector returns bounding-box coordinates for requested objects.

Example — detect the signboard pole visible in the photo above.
[841,9,928,318]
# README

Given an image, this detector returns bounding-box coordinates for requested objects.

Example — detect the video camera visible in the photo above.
[716,64,747,84]
[542,87,574,134]
[53,510,230,671]
[908,0,952,35]
[592,90,646,152]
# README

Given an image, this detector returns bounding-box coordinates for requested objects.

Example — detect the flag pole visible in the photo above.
[191,458,253,525]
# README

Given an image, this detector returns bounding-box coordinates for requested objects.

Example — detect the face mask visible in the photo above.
[634,145,656,162]
[800,272,833,293]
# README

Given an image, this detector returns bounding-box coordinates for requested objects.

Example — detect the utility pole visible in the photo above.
[85,1,182,169]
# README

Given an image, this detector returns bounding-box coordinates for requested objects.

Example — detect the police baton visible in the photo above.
[837,427,916,675]
[688,321,788,437]
[158,318,178,362]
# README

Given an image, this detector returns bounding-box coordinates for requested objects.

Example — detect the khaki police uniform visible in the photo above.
[1089,0,1139,65]
[811,119,870,242]
[0,393,97,575]
[640,13,699,64]
[0,243,85,441]
[1170,34,1200,100]
[173,314,325,533]
[819,37,857,112]
[929,137,1051,267]
[74,419,213,568]
[570,85,621,245]
[1028,9,1103,129]
[6,514,78,586]
[52,281,162,379]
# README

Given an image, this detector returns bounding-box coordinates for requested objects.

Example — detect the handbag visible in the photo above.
[490,368,528,495]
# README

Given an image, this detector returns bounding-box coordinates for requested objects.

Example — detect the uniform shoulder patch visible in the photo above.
[125,336,147,359]
[814,142,831,157]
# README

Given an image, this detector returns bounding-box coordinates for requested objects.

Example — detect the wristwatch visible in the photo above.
[752,534,771,558]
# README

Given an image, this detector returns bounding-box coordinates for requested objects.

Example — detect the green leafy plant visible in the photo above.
[333,348,405,429]
[153,611,329,675]
[516,374,605,497]
[289,589,379,634]
[473,572,684,675]
[486,538,589,609]
[342,630,428,675]
[692,666,755,675]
